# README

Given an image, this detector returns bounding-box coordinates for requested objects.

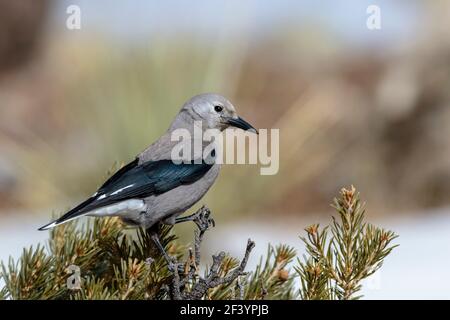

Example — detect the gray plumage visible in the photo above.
[39,93,257,231]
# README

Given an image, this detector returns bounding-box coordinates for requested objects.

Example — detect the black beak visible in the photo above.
[227,116,258,134]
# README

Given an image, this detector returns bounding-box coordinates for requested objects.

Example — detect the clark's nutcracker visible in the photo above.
[39,93,257,262]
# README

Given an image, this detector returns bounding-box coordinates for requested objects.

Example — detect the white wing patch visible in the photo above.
[111,184,135,196]
[89,199,146,217]
[94,184,135,201]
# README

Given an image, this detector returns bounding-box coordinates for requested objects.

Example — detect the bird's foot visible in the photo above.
[192,206,215,232]
[175,205,215,232]
[145,256,184,274]
[167,258,185,274]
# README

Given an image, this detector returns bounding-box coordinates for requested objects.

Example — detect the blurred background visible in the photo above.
[1,0,449,299]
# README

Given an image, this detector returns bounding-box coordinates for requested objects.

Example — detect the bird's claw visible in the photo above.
[167,258,185,274]
[193,206,215,232]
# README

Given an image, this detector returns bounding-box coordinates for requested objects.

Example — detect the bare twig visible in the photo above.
[183,239,255,300]
[166,206,255,300]
[235,276,244,300]
[170,260,182,300]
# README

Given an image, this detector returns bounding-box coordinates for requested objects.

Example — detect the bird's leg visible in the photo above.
[175,205,215,232]
[149,231,172,264]
[147,225,182,273]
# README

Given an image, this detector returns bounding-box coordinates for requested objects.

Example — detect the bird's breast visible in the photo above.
[143,164,220,222]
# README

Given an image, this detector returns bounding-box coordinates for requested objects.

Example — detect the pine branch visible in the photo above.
[244,244,297,300]
[297,186,398,300]
[0,186,398,300]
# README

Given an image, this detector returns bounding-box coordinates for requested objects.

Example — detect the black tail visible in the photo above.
[38,196,97,231]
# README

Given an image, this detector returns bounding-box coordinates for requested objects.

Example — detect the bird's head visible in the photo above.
[181,93,258,134]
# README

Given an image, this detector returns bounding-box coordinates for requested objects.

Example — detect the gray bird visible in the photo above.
[38,93,257,262]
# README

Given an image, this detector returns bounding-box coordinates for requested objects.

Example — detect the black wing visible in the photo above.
[39,157,213,229]
[95,158,213,202]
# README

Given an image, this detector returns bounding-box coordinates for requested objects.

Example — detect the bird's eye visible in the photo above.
[214,105,223,113]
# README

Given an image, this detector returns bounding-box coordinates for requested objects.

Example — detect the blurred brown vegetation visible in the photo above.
[0,2,449,220]
[0,0,51,208]
[0,1,49,73]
